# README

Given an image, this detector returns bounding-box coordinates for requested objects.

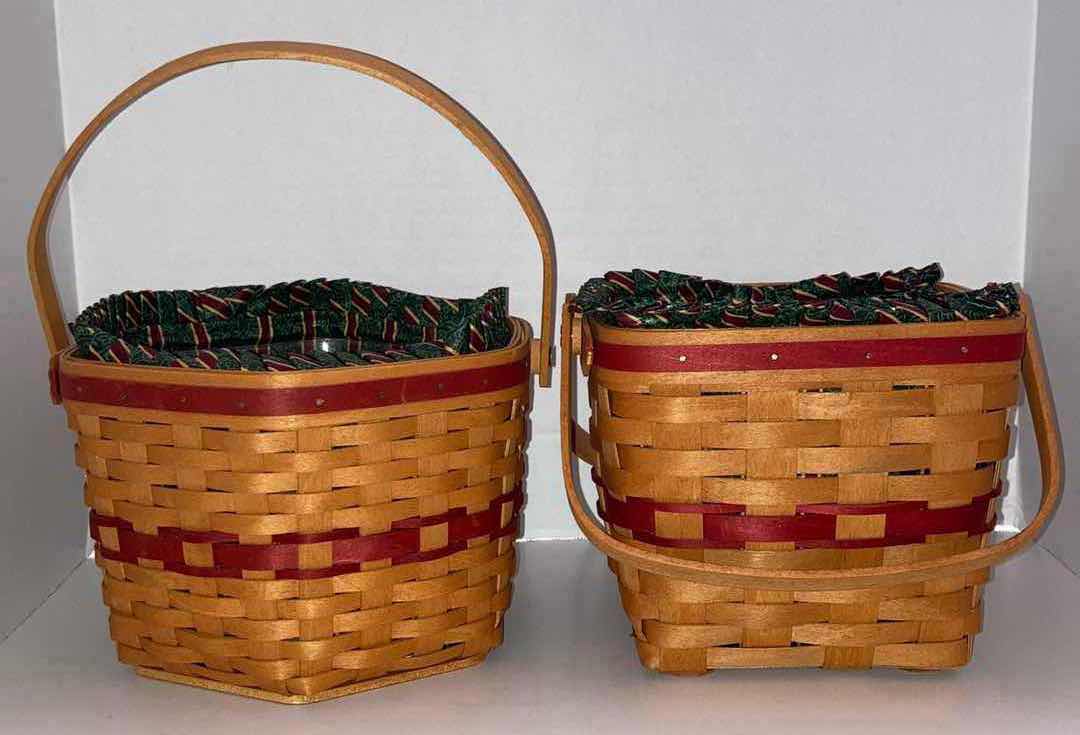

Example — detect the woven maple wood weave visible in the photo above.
[27,42,555,704]
[561,291,1061,674]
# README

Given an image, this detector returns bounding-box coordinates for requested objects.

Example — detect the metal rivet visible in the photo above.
[865,352,873,359]
[75,385,84,393]
[678,355,688,363]
[377,390,386,399]
[437,383,445,391]
[960,345,969,354]
[118,393,128,402]
[481,378,489,387]
[236,401,247,409]
[770,353,780,361]
[178,396,188,404]
[314,398,326,407]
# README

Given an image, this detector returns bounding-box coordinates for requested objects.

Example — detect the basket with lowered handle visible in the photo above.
[560,270,1061,673]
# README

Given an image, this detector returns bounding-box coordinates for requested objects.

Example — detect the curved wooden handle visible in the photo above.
[27,41,555,386]
[561,294,1063,591]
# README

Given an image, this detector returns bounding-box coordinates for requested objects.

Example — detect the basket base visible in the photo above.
[135,656,486,705]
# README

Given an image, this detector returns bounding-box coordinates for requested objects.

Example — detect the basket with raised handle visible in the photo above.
[561,289,1061,673]
[27,41,554,703]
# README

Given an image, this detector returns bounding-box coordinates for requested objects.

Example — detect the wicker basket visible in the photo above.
[560,288,1061,673]
[27,42,555,703]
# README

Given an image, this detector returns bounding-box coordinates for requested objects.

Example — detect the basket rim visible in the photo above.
[59,317,532,389]
[582,288,1026,347]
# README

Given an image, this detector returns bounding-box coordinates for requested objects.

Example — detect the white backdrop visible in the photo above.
[53,0,1036,537]
[1021,0,1080,571]
[0,0,83,639]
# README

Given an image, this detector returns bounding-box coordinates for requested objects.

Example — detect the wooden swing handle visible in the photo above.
[27,41,556,386]
[561,294,1063,591]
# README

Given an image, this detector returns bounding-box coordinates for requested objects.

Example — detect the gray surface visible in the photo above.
[0,0,87,639]
[1022,0,1080,574]
[1,540,1078,734]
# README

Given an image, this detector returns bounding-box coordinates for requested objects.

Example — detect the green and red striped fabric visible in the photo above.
[70,278,511,371]
[574,263,1020,329]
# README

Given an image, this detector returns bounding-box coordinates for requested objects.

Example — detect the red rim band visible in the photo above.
[91,487,522,579]
[592,333,1024,372]
[60,358,529,415]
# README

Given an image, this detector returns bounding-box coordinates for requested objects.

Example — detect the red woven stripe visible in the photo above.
[592,332,1024,372]
[61,358,528,415]
[597,485,997,549]
[92,526,516,581]
[91,487,522,578]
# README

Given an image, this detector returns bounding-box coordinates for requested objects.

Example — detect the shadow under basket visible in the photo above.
[560,292,1061,674]
[27,42,556,703]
